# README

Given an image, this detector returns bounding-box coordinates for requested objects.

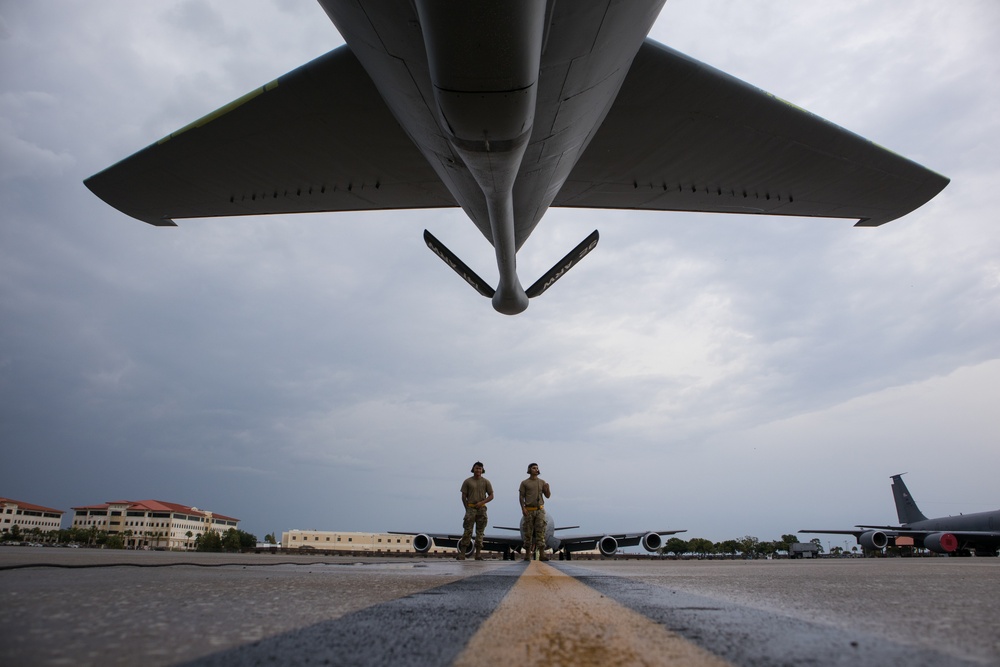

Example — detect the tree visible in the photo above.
[238,530,258,551]
[197,530,223,552]
[663,537,689,556]
[758,541,777,559]
[222,528,242,553]
[219,528,258,552]
[738,535,760,558]
[809,538,825,554]
[265,533,277,546]
[688,537,715,557]
[152,531,165,549]
[185,531,194,550]
[69,527,89,544]
[717,540,741,556]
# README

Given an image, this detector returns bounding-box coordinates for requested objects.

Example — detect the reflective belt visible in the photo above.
[524,506,541,511]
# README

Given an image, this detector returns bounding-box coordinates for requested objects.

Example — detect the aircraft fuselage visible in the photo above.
[317,0,665,312]
[905,510,1000,534]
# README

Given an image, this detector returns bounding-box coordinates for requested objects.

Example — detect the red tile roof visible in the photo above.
[70,499,238,522]
[0,498,64,514]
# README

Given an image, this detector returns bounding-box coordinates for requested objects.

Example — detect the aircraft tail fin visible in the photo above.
[423,230,495,299]
[525,230,599,298]
[890,473,928,524]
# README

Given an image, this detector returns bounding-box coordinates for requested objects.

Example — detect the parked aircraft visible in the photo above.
[391,513,685,560]
[801,474,1000,556]
[85,1,948,315]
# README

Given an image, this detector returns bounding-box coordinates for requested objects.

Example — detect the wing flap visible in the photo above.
[85,45,456,226]
[554,39,948,226]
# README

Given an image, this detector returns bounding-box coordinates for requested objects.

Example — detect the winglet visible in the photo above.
[525,230,599,298]
[423,229,495,298]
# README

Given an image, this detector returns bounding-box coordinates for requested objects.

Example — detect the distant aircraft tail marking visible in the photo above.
[891,473,928,525]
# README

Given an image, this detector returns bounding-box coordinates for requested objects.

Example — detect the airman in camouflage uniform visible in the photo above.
[459,461,494,560]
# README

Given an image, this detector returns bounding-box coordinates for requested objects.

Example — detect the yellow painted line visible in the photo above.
[453,561,733,666]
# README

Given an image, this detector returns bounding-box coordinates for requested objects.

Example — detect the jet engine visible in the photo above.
[859,530,888,550]
[923,532,959,554]
[412,534,433,553]
[598,535,618,557]
[641,532,663,552]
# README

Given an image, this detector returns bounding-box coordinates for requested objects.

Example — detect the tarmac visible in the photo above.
[1,546,998,666]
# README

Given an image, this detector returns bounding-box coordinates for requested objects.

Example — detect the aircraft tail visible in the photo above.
[890,474,928,524]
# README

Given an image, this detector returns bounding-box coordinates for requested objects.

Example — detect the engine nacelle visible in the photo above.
[598,535,618,557]
[412,534,433,554]
[641,532,663,552]
[859,530,888,550]
[923,532,959,554]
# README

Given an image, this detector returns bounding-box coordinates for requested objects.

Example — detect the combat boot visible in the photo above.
[474,547,483,561]
[522,544,532,561]
[539,550,549,562]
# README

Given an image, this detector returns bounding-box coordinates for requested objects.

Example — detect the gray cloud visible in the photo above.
[2,1,997,544]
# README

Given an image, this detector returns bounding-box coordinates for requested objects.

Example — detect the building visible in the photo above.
[71,500,239,550]
[0,498,64,537]
[282,529,418,554]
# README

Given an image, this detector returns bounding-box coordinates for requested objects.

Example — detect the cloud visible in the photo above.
[1,1,997,543]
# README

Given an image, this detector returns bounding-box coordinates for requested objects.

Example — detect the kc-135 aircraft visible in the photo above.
[85,1,949,315]
[801,474,1000,557]
[391,513,686,560]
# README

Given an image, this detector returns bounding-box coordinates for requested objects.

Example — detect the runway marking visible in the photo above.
[453,561,733,666]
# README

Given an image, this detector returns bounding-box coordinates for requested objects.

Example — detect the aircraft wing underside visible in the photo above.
[389,531,523,554]
[558,530,686,553]
[84,45,457,226]
[553,39,950,227]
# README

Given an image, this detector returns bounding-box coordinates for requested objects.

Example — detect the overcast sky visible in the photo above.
[2,1,997,548]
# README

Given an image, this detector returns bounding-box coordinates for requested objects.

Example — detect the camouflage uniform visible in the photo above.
[519,475,548,557]
[522,506,546,552]
[461,505,489,552]
[459,474,493,555]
